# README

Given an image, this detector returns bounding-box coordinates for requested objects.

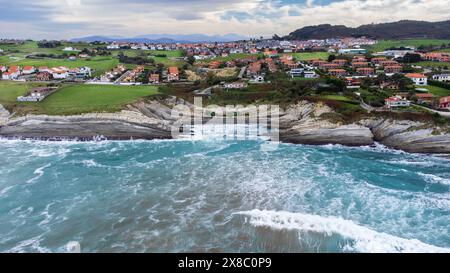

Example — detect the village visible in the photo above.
[0,37,450,111]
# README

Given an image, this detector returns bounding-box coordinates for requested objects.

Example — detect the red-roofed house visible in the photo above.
[440,96,450,109]
[167,67,179,82]
[385,96,410,108]
[415,93,434,104]
[406,73,428,86]
[356,67,375,76]
[22,66,36,75]
[384,65,402,74]
[332,59,347,67]
[148,74,160,84]
[328,69,347,77]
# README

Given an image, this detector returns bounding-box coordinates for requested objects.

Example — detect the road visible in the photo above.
[413,104,450,117]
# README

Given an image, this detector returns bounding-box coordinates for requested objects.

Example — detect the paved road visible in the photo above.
[238,66,247,79]
[413,104,450,117]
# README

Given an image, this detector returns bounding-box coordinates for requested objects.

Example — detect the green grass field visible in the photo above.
[321,95,354,102]
[415,61,450,69]
[35,84,159,115]
[289,52,330,61]
[0,81,47,110]
[364,39,450,53]
[417,85,450,97]
[0,82,159,115]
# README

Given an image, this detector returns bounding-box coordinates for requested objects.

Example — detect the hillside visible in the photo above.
[285,20,450,40]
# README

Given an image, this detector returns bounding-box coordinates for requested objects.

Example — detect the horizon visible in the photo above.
[1,0,450,40]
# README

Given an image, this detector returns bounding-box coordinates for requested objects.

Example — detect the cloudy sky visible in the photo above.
[0,0,449,39]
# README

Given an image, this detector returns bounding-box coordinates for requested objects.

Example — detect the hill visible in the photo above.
[285,20,450,40]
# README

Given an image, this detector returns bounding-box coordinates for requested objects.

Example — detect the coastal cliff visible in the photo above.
[1,99,449,154]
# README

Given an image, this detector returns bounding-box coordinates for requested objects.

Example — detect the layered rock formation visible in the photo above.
[1,99,449,154]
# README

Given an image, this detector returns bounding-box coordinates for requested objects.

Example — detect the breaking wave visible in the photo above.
[235,210,450,253]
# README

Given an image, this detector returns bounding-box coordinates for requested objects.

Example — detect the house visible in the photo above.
[332,59,347,67]
[63,47,77,52]
[371,57,387,65]
[148,74,160,84]
[51,67,69,79]
[321,63,340,71]
[406,73,428,86]
[415,93,434,104]
[432,74,450,82]
[249,75,265,83]
[346,77,362,89]
[384,65,402,74]
[223,81,248,89]
[247,62,262,76]
[35,72,53,81]
[385,96,410,108]
[39,66,51,73]
[0,65,7,73]
[311,59,327,67]
[2,66,20,80]
[356,67,375,76]
[328,69,347,77]
[22,66,36,75]
[421,52,450,62]
[380,60,399,67]
[338,48,367,55]
[352,62,369,68]
[167,67,179,82]
[380,82,400,90]
[303,71,318,78]
[439,96,450,109]
[290,68,304,77]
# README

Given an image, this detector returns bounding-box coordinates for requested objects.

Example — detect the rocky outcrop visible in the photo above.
[0,105,172,140]
[362,118,450,154]
[279,102,374,146]
[1,99,449,154]
[0,105,9,126]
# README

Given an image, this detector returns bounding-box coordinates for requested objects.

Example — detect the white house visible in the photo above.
[52,67,69,79]
[303,71,318,78]
[432,74,450,82]
[22,66,36,75]
[249,75,265,84]
[2,71,20,80]
[385,96,411,108]
[405,73,428,86]
[107,44,120,50]
[223,82,248,89]
[290,68,304,78]
[63,47,78,52]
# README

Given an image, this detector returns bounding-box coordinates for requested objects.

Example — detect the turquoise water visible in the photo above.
[0,139,450,253]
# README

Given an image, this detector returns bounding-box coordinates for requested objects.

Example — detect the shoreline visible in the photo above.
[1,99,450,154]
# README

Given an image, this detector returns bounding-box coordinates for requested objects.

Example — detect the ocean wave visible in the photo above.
[418,173,450,186]
[235,210,450,253]
[26,163,51,184]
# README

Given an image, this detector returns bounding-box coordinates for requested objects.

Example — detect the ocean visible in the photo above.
[0,139,449,253]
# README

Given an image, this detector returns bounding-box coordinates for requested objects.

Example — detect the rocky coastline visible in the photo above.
[1,99,450,154]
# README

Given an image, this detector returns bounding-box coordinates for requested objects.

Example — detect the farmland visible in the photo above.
[0,82,159,115]
[364,39,450,53]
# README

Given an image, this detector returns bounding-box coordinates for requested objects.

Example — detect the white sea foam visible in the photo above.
[418,173,450,186]
[235,210,450,253]
[26,163,51,184]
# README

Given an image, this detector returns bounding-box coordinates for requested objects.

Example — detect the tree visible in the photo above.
[327,54,336,62]
[402,53,421,63]
[187,56,195,65]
